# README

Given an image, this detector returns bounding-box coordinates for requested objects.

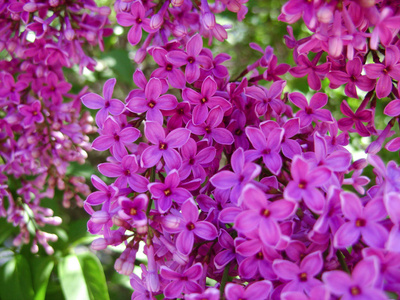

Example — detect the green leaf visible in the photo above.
[77,252,110,300]
[0,254,35,300]
[58,253,109,300]
[30,256,54,300]
[0,218,17,245]
[58,254,90,300]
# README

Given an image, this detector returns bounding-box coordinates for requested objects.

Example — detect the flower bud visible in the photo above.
[49,0,59,7]
[172,25,187,37]
[202,12,216,30]
[171,0,184,7]
[91,238,108,250]
[150,14,164,30]
[317,6,333,24]
[99,6,111,16]
[23,3,38,12]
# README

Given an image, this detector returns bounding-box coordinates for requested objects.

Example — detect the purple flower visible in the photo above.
[281,118,302,159]
[245,126,284,175]
[273,251,323,294]
[179,138,216,181]
[116,1,156,46]
[167,34,212,83]
[86,175,118,205]
[284,156,331,214]
[323,257,387,300]
[40,71,72,105]
[225,281,272,300]
[98,155,149,192]
[282,286,330,300]
[81,78,125,128]
[118,194,148,225]
[126,77,178,124]
[210,148,261,204]
[18,100,44,127]
[148,169,192,213]
[0,72,28,103]
[182,75,231,125]
[175,199,218,256]
[327,58,375,99]
[288,92,334,128]
[92,117,141,161]
[234,185,297,247]
[187,106,234,146]
[333,192,388,249]
[214,229,239,269]
[364,45,400,99]
[338,100,373,137]
[140,121,191,170]
[160,263,203,298]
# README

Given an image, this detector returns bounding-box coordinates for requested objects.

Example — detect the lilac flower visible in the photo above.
[384,99,400,117]
[281,118,302,159]
[187,106,234,146]
[334,192,388,249]
[160,263,203,298]
[282,286,330,300]
[273,251,323,294]
[370,7,400,49]
[148,169,192,213]
[245,126,284,175]
[234,185,297,246]
[186,288,220,300]
[40,71,72,105]
[179,138,216,181]
[284,156,331,214]
[92,117,141,161]
[227,109,249,150]
[98,155,149,192]
[0,72,28,103]
[140,121,191,170]
[210,148,261,204]
[214,229,239,269]
[338,100,373,137]
[166,101,192,130]
[116,1,156,46]
[289,53,330,91]
[126,77,178,124]
[175,199,218,255]
[225,281,272,300]
[167,34,212,83]
[244,80,286,116]
[81,78,125,128]
[150,47,186,89]
[18,100,44,128]
[288,92,334,128]
[182,75,231,125]
[364,45,400,99]
[118,195,148,225]
[323,257,387,300]
[327,57,375,99]
[86,175,118,205]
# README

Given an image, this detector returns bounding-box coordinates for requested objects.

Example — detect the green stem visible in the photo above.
[336,250,350,274]
[220,263,230,298]
[146,167,156,216]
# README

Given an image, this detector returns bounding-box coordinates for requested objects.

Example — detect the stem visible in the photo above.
[146,166,156,216]
[220,263,230,298]
[336,250,350,273]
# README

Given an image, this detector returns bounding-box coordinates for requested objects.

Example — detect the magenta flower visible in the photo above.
[150,47,186,89]
[98,155,149,192]
[148,169,192,213]
[214,229,239,269]
[289,53,330,91]
[182,76,231,125]
[235,185,297,246]
[244,80,286,116]
[86,175,118,206]
[273,251,323,294]
[323,257,387,300]
[0,72,28,104]
[245,126,284,175]
[284,156,331,214]
[288,92,334,128]
[40,71,72,105]
[116,1,156,46]
[338,100,373,137]
[126,77,178,124]
[370,7,400,49]
[187,106,234,146]
[179,138,216,181]
[167,34,212,83]
[140,121,191,170]
[118,194,148,225]
[175,199,218,256]
[225,281,272,300]
[333,192,388,249]
[92,117,141,161]
[282,286,330,300]
[81,78,125,128]
[160,263,203,298]
[210,148,261,204]
[18,100,44,128]
[364,45,400,99]
[281,118,302,159]
[327,57,375,99]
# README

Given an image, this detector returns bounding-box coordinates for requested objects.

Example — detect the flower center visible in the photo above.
[205,126,211,133]
[201,97,207,103]
[256,251,264,260]
[164,188,171,196]
[114,134,120,141]
[166,64,173,71]
[136,17,142,24]
[188,57,195,64]
[298,180,307,189]
[159,142,167,150]
[261,208,270,217]
[124,169,131,176]
[355,218,366,227]
[130,208,137,215]
[350,286,361,296]
[235,129,242,135]
[32,111,38,116]
[186,222,195,230]
[148,101,156,108]
[298,272,307,282]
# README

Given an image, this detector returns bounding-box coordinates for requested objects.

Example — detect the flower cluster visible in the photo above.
[0,0,111,254]
[83,0,400,299]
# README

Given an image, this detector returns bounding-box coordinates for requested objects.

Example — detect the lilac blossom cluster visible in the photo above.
[83,0,400,299]
[0,0,111,254]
